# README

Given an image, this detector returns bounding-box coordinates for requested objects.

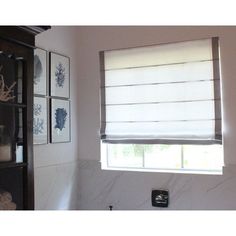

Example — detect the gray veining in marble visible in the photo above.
[35,161,79,210]
[77,160,236,210]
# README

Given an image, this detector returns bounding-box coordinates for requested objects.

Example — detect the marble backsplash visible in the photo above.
[77,160,236,210]
[34,161,79,210]
[34,158,236,210]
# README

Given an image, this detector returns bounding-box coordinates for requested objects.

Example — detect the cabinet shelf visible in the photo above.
[0,101,26,108]
[0,162,27,170]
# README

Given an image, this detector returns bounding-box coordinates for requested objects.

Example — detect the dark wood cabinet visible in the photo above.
[0,26,50,210]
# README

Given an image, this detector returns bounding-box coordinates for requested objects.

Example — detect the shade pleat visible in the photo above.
[101,38,222,144]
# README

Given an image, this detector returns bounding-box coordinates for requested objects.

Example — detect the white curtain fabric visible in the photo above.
[101,38,221,143]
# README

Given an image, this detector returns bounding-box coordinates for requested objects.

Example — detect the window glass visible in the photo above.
[107,144,143,168]
[144,145,182,169]
[183,145,223,170]
[103,143,223,173]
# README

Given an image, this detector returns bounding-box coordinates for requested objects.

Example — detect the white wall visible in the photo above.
[75,26,236,210]
[34,27,80,210]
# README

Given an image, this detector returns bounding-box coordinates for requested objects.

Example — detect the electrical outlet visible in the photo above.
[152,189,169,207]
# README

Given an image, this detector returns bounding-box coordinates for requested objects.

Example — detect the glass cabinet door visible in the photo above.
[0,26,40,210]
[0,106,24,163]
[0,53,24,104]
[0,52,25,163]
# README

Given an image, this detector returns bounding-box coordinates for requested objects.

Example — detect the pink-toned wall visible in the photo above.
[35,26,236,210]
[76,26,236,166]
[34,27,80,209]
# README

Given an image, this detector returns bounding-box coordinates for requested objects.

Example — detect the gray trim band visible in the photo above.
[212,37,222,142]
[100,51,106,135]
[101,138,222,145]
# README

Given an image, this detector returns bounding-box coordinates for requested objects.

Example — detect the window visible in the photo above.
[100,38,223,174]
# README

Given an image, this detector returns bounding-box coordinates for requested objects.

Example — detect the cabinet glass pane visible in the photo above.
[0,54,23,104]
[0,167,24,209]
[0,105,24,163]
[16,60,23,104]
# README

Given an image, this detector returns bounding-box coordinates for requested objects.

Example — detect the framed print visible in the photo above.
[50,52,70,98]
[50,98,71,143]
[33,96,48,145]
[34,48,47,95]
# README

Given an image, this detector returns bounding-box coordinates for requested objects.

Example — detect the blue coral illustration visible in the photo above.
[55,62,66,88]
[34,54,43,85]
[33,102,44,135]
[54,108,67,131]
[33,118,44,135]
[33,103,42,116]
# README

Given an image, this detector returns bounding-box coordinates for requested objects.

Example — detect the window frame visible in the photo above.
[99,37,224,175]
[101,143,223,175]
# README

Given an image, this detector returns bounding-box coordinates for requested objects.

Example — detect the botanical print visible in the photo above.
[34,54,42,85]
[33,118,44,135]
[33,97,47,144]
[33,103,42,116]
[54,108,67,131]
[55,62,66,88]
[51,99,70,143]
[34,48,47,96]
[33,103,44,135]
[50,52,69,98]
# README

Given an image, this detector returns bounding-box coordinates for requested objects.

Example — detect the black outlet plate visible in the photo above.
[152,189,169,207]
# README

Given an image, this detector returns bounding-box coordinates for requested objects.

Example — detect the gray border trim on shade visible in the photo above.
[102,138,222,145]
[100,51,106,136]
[212,37,222,142]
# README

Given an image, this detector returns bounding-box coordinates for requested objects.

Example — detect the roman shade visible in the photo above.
[100,37,222,144]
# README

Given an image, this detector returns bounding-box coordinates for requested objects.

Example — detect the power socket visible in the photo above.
[152,189,169,207]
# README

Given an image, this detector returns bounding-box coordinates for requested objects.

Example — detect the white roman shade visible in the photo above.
[100,38,222,144]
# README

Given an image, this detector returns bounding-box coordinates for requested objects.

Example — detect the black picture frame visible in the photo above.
[34,47,47,96]
[49,51,70,99]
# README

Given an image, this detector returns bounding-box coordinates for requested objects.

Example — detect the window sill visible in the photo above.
[101,165,223,176]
